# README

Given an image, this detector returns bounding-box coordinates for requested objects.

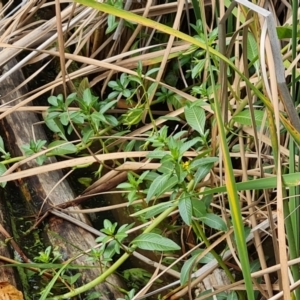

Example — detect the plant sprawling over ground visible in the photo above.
[0,0,300,299]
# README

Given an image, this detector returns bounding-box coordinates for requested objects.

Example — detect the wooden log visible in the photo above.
[0,58,125,298]
[0,197,19,287]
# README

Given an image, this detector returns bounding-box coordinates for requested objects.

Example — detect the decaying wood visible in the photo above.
[0,58,124,298]
[0,198,19,286]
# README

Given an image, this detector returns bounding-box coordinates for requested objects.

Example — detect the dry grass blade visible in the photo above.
[54,0,67,98]
[0,0,298,298]
[0,151,198,183]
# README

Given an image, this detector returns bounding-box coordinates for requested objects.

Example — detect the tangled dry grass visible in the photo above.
[0,0,300,299]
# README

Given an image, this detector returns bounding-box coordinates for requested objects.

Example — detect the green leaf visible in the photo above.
[21,144,34,156]
[82,88,93,107]
[59,112,70,126]
[36,155,47,166]
[81,126,94,144]
[247,32,259,73]
[157,161,175,175]
[116,182,133,189]
[0,136,5,153]
[62,273,81,285]
[100,100,118,114]
[184,106,205,135]
[191,59,205,79]
[192,198,207,218]
[144,202,174,218]
[195,290,214,300]
[145,67,160,77]
[145,174,164,201]
[36,139,47,150]
[47,141,77,155]
[200,213,227,231]
[106,14,118,34]
[130,202,174,218]
[147,151,169,159]
[158,116,182,122]
[232,109,267,127]
[190,157,218,169]
[105,114,118,126]
[0,163,7,188]
[194,249,215,264]
[174,164,188,183]
[69,111,85,124]
[78,177,92,187]
[193,163,214,186]
[202,193,213,209]
[250,259,261,273]
[180,254,199,285]
[276,25,300,39]
[227,291,238,300]
[179,138,199,155]
[91,111,105,129]
[48,95,58,106]
[132,233,180,251]
[44,117,67,140]
[178,195,192,225]
[146,174,178,202]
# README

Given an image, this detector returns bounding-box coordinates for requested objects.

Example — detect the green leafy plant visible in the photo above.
[34,246,62,264]
[2,0,300,298]
[22,139,47,165]
[44,88,118,144]
[95,220,134,264]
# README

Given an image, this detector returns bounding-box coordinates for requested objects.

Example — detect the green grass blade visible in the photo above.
[199,2,253,297]
[201,172,300,195]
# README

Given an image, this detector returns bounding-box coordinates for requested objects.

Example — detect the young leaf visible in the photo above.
[106,14,118,34]
[62,273,81,285]
[78,177,92,187]
[69,111,85,124]
[59,112,70,126]
[184,106,206,136]
[178,195,192,225]
[36,155,47,166]
[132,233,180,251]
[82,88,94,107]
[48,95,58,106]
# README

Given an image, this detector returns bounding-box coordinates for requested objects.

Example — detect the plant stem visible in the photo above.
[51,204,177,299]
